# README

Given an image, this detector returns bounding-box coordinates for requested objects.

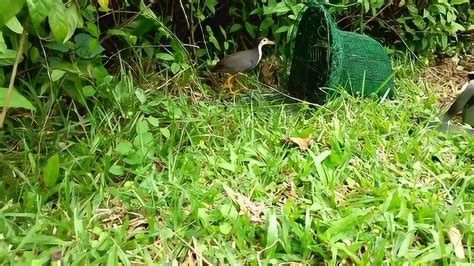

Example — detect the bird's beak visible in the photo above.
[267,40,276,45]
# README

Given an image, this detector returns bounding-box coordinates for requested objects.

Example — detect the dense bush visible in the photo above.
[0,0,472,113]
[157,0,473,58]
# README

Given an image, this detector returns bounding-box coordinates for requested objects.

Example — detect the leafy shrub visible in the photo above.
[0,0,472,115]
[330,0,473,56]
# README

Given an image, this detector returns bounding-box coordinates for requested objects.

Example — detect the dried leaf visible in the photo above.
[223,185,267,223]
[280,134,313,151]
[110,197,122,208]
[260,56,280,85]
[448,227,465,259]
[181,250,196,266]
[127,218,148,235]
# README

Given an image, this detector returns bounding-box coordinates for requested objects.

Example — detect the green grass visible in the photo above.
[1,59,473,265]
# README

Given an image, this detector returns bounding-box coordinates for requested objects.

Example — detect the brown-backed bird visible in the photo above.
[431,70,474,136]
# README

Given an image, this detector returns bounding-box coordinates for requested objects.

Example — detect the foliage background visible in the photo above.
[0,0,472,101]
[0,0,473,264]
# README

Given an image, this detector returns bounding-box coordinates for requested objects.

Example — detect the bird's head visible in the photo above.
[255,37,275,47]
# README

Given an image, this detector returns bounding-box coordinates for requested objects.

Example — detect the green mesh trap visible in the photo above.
[287,1,394,104]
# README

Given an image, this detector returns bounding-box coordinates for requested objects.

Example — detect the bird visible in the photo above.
[213,37,275,94]
[430,70,474,136]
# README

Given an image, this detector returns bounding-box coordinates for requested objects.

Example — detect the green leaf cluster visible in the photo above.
[0,0,472,117]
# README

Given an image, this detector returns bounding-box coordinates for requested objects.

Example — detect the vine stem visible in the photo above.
[0,17,29,128]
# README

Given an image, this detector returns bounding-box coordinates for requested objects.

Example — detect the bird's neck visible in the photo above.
[256,43,264,65]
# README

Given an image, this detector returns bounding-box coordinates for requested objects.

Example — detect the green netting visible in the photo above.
[286,1,394,104]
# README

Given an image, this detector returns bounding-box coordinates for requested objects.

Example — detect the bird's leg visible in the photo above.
[233,74,249,91]
[226,74,237,95]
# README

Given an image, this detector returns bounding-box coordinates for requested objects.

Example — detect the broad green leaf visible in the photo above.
[115,141,133,155]
[0,0,26,28]
[397,232,414,257]
[197,208,210,226]
[135,88,146,103]
[205,0,217,13]
[27,0,53,26]
[218,159,235,172]
[107,29,129,38]
[51,69,66,81]
[206,26,220,51]
[123,152,143,165]
[134,132,153,147]
[0,87,36,111]
[30,47,41,63]
[423,9,430,18]
[0,32,7,50]
[263,2,291,15]
[275,26,289,34]
[129,35,137,45]
[155,53,174,61]
[93,66,108,84]
[434,4,446,14]
[422,38,428,49]
[170,62,180,74]
[45,41,72,52]
[440,34,448,49]
[446,10,455,23]
[449,22,465,34]
[82,85,96,97]
[413,15,426,30]
[65,4,80,42]
[220,203,238,219]
[106,245,118,266]
[48,0,69,43]
[219,222,232,235]
[451,0,469,5]
[139,0,158,20]
[0,31,21,66]
[0,49,17,66]
[107,29,137,44]
[160,128,170,139]
[218,24,229,38]
[109,165,124,176]
[229,24,242,33]
[85,22,99,38]
[266,211,279,248]
[136,120,149,134]
[146,117,160,127]
[6,16,23,34]
[43,154,60,187]
[209,35,220,51]
[406,4,418,14]
[245,22,257,39]
[260,17,274,30]
[74,33,105,58]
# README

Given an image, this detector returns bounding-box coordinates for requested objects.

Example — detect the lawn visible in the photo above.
[1,58,473,265]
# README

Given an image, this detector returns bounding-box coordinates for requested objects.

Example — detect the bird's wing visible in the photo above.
[214,50,256,73]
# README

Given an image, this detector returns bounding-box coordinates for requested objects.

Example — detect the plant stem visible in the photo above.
[0,18,29,128]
